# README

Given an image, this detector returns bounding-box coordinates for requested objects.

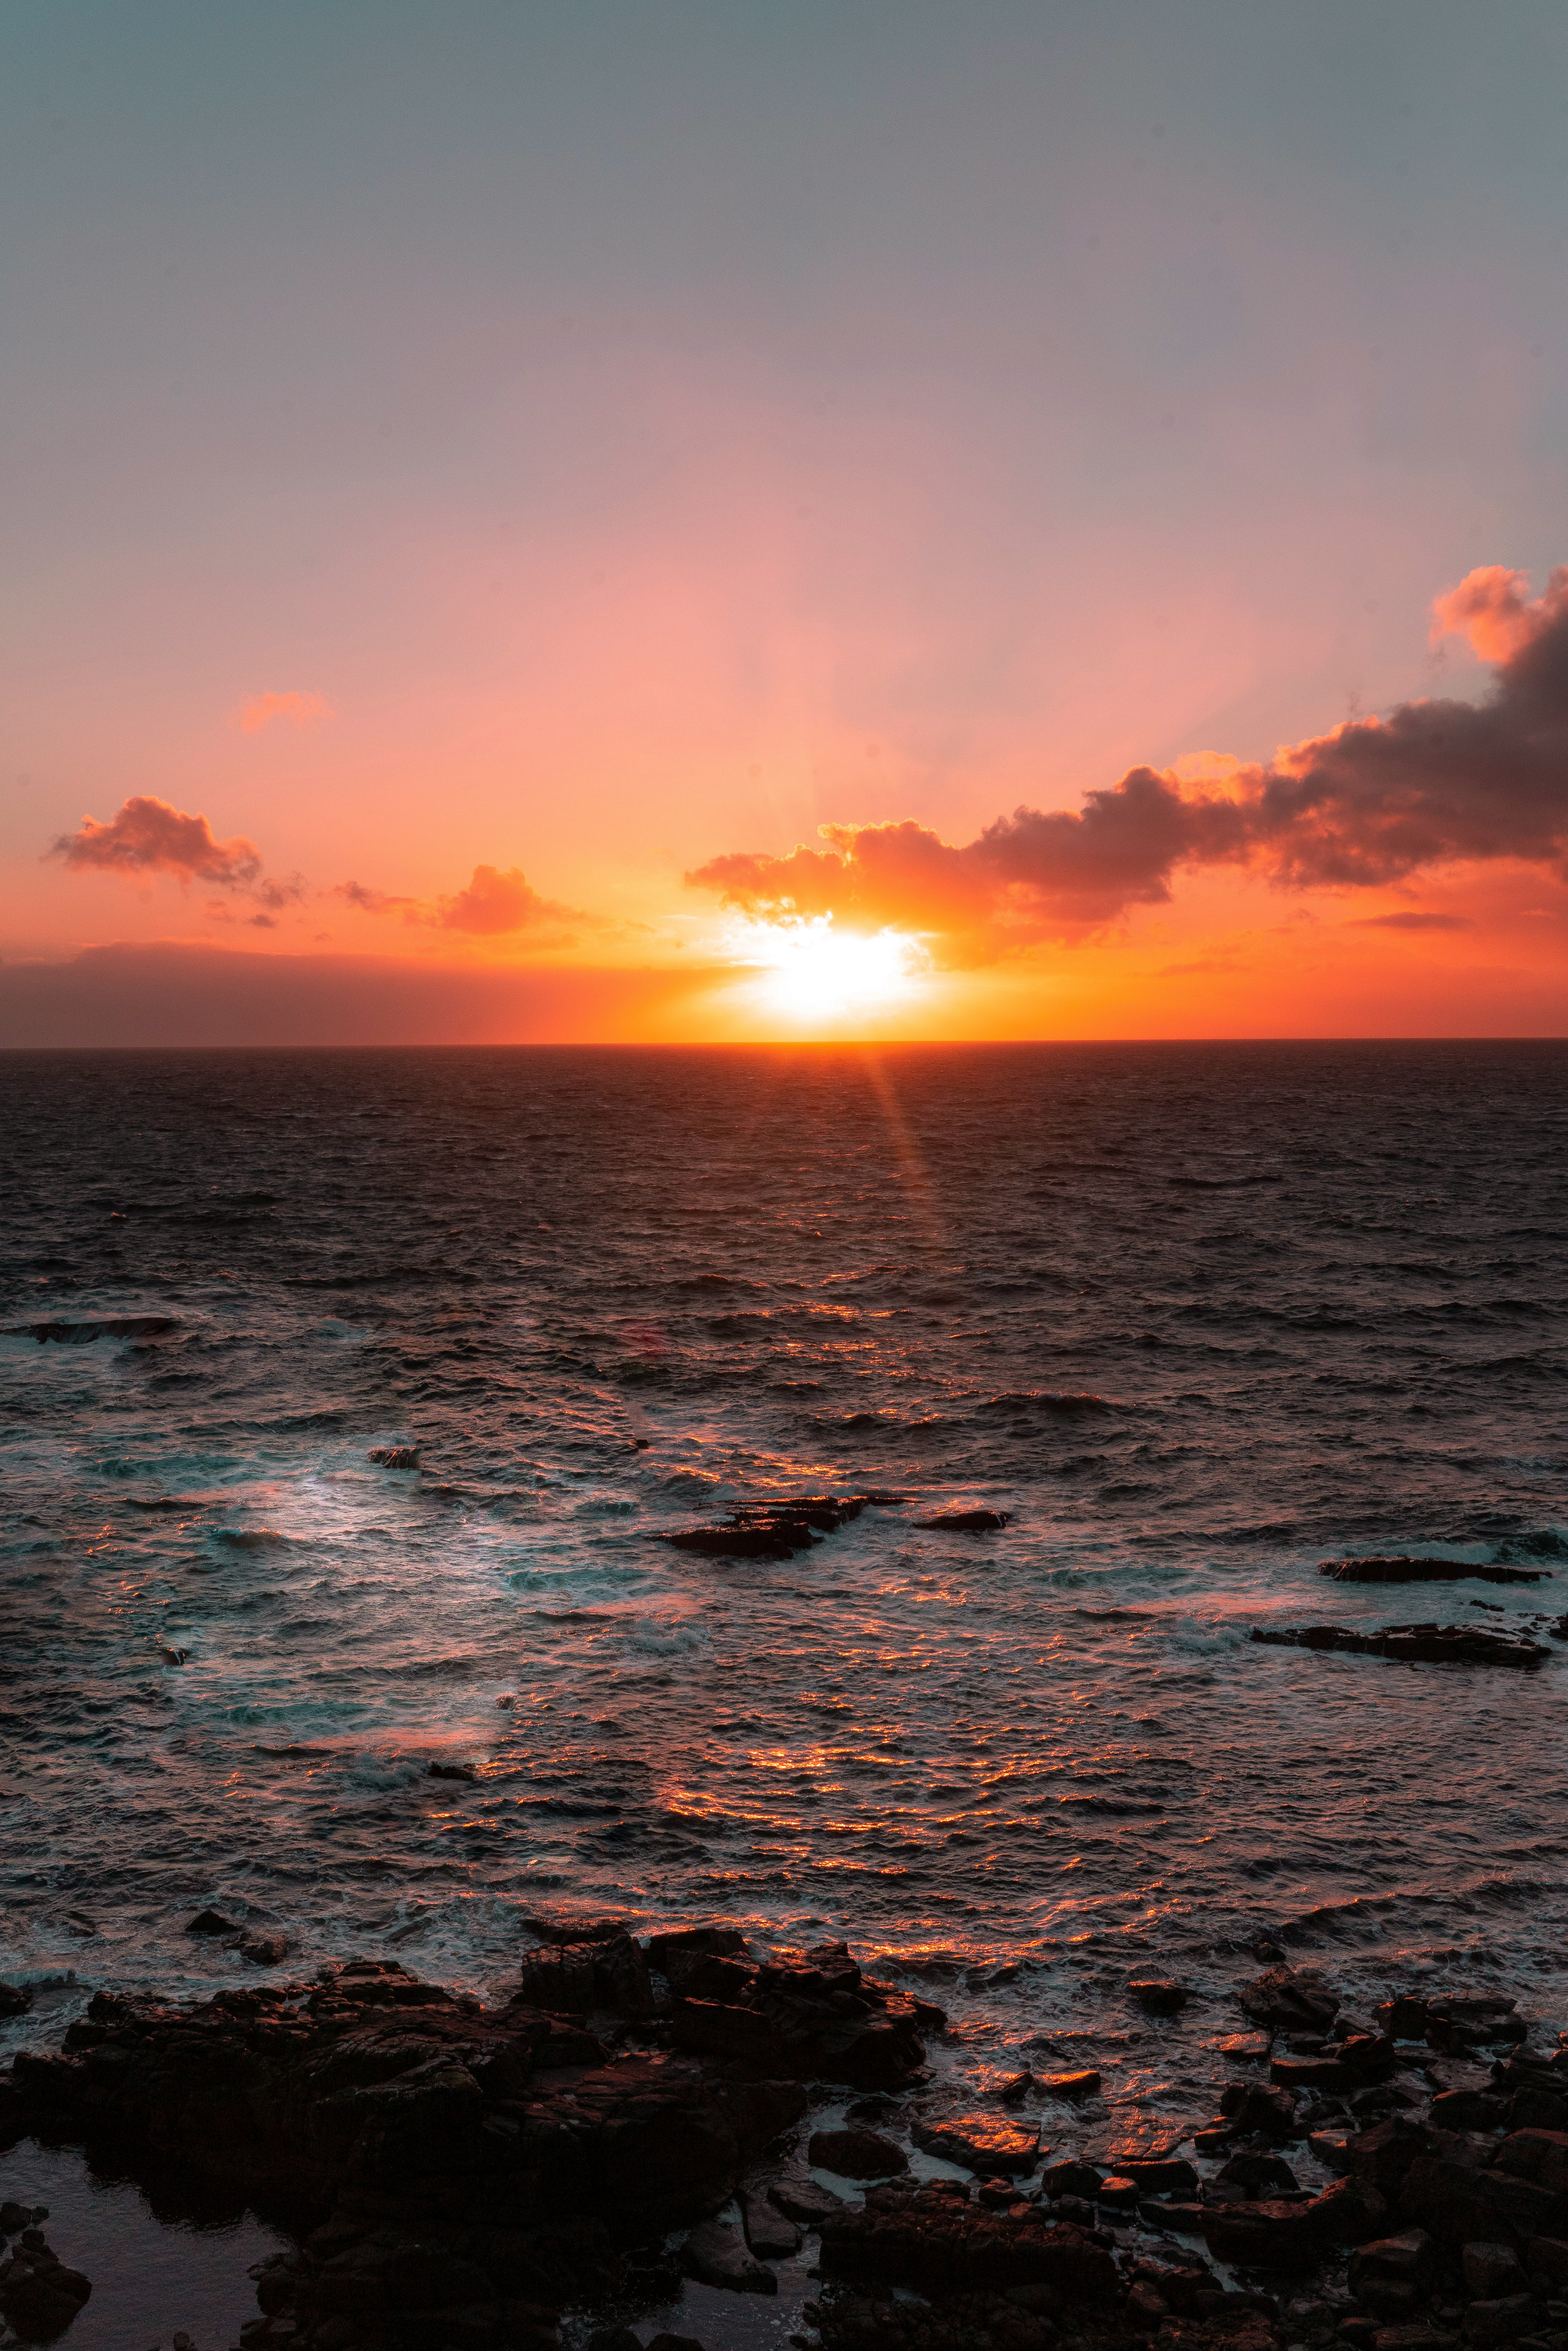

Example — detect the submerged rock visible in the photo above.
[1318,1557,1551,1587]
[910,2114,1041,2175]
[1253,1622,1550,1667]
[7,1316,179,1344]
[1237,1965,1340,2034]
[367,1446,421,1470]
[914,1510,1012,1531]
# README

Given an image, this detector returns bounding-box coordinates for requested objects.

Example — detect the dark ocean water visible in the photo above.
[4,1043,1568,2213]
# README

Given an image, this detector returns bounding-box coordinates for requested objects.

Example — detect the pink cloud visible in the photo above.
[238,690,330,735]
[50,794,263,888]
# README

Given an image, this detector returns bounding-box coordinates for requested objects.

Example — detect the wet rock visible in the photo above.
[1201,2179,1389,2272]
[587,2329,643,2351]
[1524,2237,1568,2292]
[1274,2056,1360,2092]
[1250,1623,1549,1669]
[1238,1967,1341,2035]
[809,2128,908,2179]
[819,2178,1118,2302]
[368,1447,421,1470]
[913,1510,1011,1531]
[644,1926,748,1989]
[1350,2230,1436,2294]
[1465,2247,1527,2299]
[186,1909,240,1936]
[1220,2082,1302,2142]
[0,1984,33,2018]
[671,1941,927,2090]
[239,1933,292,1966]
[680,2220,776,2294]
[998,2070,1034,2106]
[0,2236,93,2338]
[1400,2154,1567,2246]
[1317,1559,1551,1588]
[10,1316,179,1344]
[1213,2153,1300,2202]
[1038,2161,1104,2201]
[740,2190,800,2258]
[1034,2069,1100,2099]
[910,2115,1041,2175]
[1120,2158,1200,2197]
[768,2170,846,2225]
[646,2337,705,2351]
[1461,2294,1536,2345]
[520,1936,653,2020]
[1129,1980,1190,2015]
[428,1761,478,1782]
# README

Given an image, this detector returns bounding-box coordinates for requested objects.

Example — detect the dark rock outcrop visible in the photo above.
[914,1510,1012,1532]
[668,1939,930,2090]
[0,1983,34,2018]
[910,2114,1041,2175]
[368,1447,421,1470]
[1251,1623,1549,1668]
[7,1316,180,1344]
[0,2231,92,2339]
[2,1957,804,2350]
[819,2177,1118,2303]
[1236,1966,1340,2034]
[1318,1558,1551,1587]
[808,2127,908,2179]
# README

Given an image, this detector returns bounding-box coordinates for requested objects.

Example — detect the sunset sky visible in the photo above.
[4,2,1568,1041]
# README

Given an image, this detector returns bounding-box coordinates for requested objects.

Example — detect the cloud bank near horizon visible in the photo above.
[687,565,1568,960]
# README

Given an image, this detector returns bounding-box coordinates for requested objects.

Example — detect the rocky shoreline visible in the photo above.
[4,1938,1568,2351]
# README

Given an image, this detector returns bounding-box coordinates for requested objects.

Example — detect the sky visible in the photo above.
[4,0,1568,1042]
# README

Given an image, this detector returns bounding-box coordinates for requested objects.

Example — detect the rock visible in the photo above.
[587,2329,643,2351]
[998,2071,1034,2106]
[1493,2133,1568,2195]
[368,1446,421,1469]
[1095,2175,1140,2210]
[1250,1623,1549,1669]
[5,1952,809,2343]
[1465,2247,1527,2299]
[185,1908,239,1936]
[1342,2118,1435,2194]
[1461,2294,1536,2345]
[808,2128,908,2179]
[1238,1967,1341,2034]
[671,1943,928,2090]
[1200,2179,1388,2272]
[1350,2231,1436,2292]
[819,2179,1118,2302]
[1034,2070,1100,2099]
[910,2115,1040,2175]
[741,2190,800,2258]
[1119,2159,1200,2196]
[1038,2161,1104,2201]
[1274,2056,1359,2092]
[1219,2082,1301,2141]
[0,2238,93,2337]
[520,1936,653,2019]
[1212,2153,1299,2201]
[428,1761,478,1782]
[10,1316,179,1344]
[769,2171,847,2224]
[0,1984,34,2018]
[1400,2154,1567,2245]
[647,2337,706,2351]
[680,2221,776,2294]
[0,2206,34,2235]
[913,1511,1011,1531]
[1312,2132,1357,2174]
[1525,2237,1568,2291]
[1129,1980,1190,2015]
[1318,1558,1551,1587]
[238,1933,292,1966]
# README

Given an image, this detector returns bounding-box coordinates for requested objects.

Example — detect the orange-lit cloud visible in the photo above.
[238,690,330,734]
[334,863,584,936]
[688,565,1568,962]
[51,794,264,889]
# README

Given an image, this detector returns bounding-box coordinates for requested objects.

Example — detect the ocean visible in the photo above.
[4,1041,1568,2338]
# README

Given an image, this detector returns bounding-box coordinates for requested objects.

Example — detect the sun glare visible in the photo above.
[730,916,927,1023]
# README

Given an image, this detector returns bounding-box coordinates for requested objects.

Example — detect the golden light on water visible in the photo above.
[727,916,928,1025]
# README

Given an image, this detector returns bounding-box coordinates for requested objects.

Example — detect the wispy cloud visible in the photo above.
[1349,912,1472,932]
[237,690,330,735]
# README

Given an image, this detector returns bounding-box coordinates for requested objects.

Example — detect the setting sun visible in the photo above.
[730,916,927,1024]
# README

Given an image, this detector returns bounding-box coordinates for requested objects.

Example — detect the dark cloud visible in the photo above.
[1349,912,1472,932]
[688,565,1568,956]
